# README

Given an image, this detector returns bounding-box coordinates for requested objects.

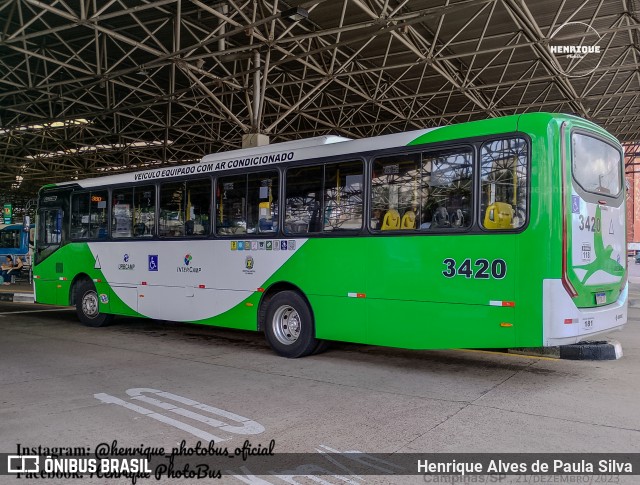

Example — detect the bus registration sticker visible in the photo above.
[595,292,606,305]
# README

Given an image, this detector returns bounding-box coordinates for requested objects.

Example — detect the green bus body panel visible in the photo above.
[408,115,520,146]
[33,113,625,351]
[34,243,138,316]
[35,235,536,349]
[260,237,523,349]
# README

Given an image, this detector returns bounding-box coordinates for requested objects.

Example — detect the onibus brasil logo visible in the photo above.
[548,20,605,78]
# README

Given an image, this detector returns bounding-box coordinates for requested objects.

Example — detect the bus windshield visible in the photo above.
[0,228,20,248]
[572,133,621,197]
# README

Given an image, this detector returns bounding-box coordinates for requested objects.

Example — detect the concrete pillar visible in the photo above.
[242,133,270,148]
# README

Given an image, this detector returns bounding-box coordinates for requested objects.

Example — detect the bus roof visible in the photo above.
[43,112,615,191]
[51,127,438,190]
[200,135,352,163]
[0,224,24,231]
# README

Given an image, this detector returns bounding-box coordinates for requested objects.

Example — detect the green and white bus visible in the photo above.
[33,113,627,357]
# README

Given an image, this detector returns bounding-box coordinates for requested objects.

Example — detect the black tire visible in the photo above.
[313,339,331,355]
[75,280,113,327]
[264,291,317,358]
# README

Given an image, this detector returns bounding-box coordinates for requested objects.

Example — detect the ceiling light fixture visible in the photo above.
[281,7,308,21]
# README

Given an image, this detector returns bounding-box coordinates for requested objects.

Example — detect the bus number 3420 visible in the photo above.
[442,258,507,279]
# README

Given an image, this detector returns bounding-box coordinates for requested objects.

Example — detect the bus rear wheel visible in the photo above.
[75,280,113,327]
[264,291,317,358]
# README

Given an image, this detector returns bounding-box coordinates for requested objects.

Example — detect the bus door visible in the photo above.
[35,188,70,305]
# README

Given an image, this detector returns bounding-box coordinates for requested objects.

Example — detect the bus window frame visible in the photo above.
[476,134,532,235]
[569,128,624,204]
[282,159,365,237]
[102,182,160,241]
[368,143,476,235]
[36,132,533,245]
[69,189,110,241]
[0,227,21,249]
[159,177,212,239]
[213,169,281,238]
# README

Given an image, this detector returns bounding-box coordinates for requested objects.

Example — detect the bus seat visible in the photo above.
[401,210,416,229]
[451,209,464,227]
[259,218,274,232]
[483,202,513,229]
[133,223,146,236]
[185,220,194,235]
[381,209,400,230]
[432,207,450,228]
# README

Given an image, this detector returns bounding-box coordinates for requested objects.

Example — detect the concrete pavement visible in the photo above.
[1,283,639,484]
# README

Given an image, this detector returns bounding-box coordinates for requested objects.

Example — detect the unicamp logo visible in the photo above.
[548,21,605,78]
[118,253,135,270]
[177,253,201,273]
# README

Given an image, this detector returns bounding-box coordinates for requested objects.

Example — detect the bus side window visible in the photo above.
[480,138,528,230]
[421,150,472,230]
[216,175,247,235]
[112,189,133,238]
[0,228,20,248]
[71,193,91,239]
[160,180,207,237]
[284,166,323,235]
[91,192,108,238]
[249,172,278,234]
[371,154,422,232]
[134,186,156,237]
[216,172,275,235]
[323,161,363,232]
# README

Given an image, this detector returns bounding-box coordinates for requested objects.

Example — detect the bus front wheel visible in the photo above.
[75,280,113,327]
[264,291,317,358]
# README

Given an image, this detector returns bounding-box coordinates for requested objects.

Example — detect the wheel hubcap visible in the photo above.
[272,305,301,345]
[82,291,99,319]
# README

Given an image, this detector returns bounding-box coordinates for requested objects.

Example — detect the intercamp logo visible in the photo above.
[548,21,604,77]
[7,455,39,473]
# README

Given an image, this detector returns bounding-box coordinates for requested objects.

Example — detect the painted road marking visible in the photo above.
[94,388,264,442]
[228,445,401,483]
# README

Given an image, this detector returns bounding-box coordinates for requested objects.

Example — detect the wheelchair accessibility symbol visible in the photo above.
[148,255,158,271]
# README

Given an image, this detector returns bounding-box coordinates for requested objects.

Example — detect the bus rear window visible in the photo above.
[572,133,621,197]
